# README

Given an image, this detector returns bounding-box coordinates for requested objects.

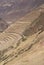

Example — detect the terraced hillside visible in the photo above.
[0,6,41,51]
[0,4,44,65]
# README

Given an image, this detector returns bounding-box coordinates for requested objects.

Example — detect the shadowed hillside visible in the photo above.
[0,18,8,32]
[23,12,44,37]
[0,0,44,32]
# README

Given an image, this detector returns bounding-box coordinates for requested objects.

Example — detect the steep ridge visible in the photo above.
[0,4,44,65]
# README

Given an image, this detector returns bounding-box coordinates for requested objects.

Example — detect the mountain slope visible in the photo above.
[0,4,44,65]
[0,0,44,32]
[0,0,44,22]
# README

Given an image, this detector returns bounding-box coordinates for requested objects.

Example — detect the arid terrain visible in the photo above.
[0,0,44,32]
[0,3,44,65]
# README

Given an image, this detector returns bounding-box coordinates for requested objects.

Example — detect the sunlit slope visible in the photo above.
[0,31,44,65]
[0,4,44,65]
[4,31,44,65]
[0,8,41,51]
